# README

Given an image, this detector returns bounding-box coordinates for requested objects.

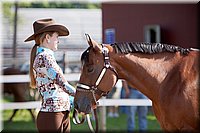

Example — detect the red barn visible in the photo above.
[102,2,199,48]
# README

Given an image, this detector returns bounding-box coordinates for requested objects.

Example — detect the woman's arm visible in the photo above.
[42,54,76,96]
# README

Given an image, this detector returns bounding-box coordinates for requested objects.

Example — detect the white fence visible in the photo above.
[1,73,152,111]
[0,73,81,83]
[2,99,152,110]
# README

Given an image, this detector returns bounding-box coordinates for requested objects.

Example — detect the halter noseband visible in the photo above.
[76,45,118,105]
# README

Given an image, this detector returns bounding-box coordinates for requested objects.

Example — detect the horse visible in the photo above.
[3,67,35,122]
[74,34,199,132]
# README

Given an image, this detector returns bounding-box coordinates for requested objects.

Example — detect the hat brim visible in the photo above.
[24,24,69,42]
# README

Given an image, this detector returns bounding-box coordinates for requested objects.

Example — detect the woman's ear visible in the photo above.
[46,34,50,40]
[46,34,51,43]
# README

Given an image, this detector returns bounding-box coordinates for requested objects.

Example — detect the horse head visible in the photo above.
[74,34,118,114]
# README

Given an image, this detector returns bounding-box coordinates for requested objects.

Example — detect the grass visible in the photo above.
[2,95,161,132]
[1,108,161,133]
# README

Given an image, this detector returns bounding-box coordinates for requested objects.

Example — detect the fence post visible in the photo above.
[99,97,106,132]
[12,1,18,67]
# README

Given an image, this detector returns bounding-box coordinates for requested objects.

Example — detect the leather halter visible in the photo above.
[73,35,118,133]
[73,45,118,133]
[76,44,118,105]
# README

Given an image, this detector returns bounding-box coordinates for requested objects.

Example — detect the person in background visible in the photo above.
[25,18,76,133]
[107,86,119,118]
[120,80,129,114]
[122,80,148,132]
[107,80,122,118]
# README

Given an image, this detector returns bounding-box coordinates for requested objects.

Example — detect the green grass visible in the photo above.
[2,96,161,132]
[2,108,161,133]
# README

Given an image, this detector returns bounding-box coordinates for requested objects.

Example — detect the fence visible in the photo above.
[1,73,152,109]
[2,99,152,110]
[1,74,152,131]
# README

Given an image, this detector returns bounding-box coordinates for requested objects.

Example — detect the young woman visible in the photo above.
[24,18,76,133]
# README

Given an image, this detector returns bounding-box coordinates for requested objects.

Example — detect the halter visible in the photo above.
[76,44,118,105]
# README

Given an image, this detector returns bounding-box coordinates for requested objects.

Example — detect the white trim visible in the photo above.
[0,73,80,83]
[77,83,91,90]
[95,68,106,86]
[1,99,152,110]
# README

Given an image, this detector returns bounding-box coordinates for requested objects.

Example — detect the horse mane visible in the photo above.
[111,42,190,55]
[81,42,190,63]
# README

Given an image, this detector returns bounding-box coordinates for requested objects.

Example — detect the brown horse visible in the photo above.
[74,34,199,132]
[3,67,35,122]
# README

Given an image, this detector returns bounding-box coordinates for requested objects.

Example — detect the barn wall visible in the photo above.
[102,3,198,48]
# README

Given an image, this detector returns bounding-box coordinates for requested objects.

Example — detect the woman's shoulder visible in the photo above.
[37,48,54,57]
[36,51,47,58]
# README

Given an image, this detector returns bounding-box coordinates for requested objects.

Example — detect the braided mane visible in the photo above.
[111,42,190,55]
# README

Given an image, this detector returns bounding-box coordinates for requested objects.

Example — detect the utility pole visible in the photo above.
[13,1,18,67]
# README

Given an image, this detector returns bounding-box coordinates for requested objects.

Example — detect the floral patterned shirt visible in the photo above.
[33,47,76,112]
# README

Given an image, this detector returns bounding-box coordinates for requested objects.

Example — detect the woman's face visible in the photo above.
[47,32,59,51]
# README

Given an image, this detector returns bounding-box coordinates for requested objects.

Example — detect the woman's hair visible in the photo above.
[29,32,54,88]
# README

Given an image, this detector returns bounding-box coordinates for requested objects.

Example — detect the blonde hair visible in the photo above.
[29,32,54,88]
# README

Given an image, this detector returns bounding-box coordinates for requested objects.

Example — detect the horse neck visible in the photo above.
[111,52,181,101]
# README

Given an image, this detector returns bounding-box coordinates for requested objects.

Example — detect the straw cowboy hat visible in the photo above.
[24,18,69,42]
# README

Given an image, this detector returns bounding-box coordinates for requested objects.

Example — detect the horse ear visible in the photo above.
[85,33,102,52]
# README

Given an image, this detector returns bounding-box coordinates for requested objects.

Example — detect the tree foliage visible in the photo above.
[2,1,101,26]
[3,1,101,9]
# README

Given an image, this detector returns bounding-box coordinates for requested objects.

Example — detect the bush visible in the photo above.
[2,1,101,9]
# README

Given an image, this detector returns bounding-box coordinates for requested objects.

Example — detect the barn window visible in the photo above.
[144,25,161,43]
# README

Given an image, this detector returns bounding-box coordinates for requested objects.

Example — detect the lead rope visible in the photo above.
[86,114,95,133]
[73,108,98,133]
[72,109,86,125]
[94,109,98,133]
[86,108,98,133]
[86,90,99,133]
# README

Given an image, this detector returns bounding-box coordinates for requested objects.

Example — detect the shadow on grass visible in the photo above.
[2,120,92,133]
[2,110,161,133]
[2,120,37,133]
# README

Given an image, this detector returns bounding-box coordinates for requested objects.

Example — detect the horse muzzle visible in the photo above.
[74,99,92,114]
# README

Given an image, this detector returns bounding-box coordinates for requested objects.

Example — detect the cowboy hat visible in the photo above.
[24,18,69,42]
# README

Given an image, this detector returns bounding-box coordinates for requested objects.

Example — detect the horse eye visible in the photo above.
[87,66,94,73]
